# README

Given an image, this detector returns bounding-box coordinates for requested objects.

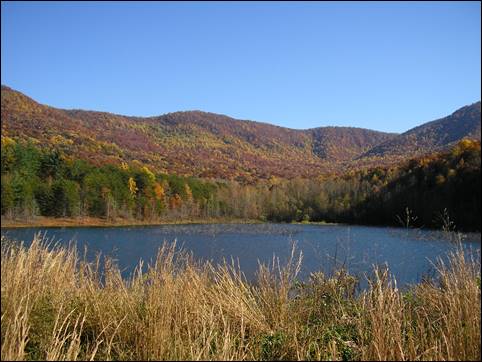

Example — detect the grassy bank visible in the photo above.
[0,216,337,229]
[0,216,263,229]
[1,236,480,361]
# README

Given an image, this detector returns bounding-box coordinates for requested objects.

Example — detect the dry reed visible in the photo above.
[1,235,480,361]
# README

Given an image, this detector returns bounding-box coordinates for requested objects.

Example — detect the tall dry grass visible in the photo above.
[1,234,480,361]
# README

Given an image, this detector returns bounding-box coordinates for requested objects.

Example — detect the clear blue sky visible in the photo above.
[1,1,480,133]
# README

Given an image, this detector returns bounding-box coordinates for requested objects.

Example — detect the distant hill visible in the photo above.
[1,85,480,181]
[360,101,481,160]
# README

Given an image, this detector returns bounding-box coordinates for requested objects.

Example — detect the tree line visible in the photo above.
[1,136,480,230]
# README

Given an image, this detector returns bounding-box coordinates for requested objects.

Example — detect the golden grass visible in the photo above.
[1,235,480,361]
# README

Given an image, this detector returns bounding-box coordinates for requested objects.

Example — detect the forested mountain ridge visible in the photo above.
[1,85,480,182]
[361,101,481,159]
[1,86,395,180]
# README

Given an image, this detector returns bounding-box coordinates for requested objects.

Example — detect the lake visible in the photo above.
[1,223,480,288]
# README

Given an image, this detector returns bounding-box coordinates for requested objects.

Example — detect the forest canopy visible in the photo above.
[1,136,480,231]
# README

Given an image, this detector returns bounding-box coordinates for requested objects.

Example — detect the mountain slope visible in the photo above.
[2,85,479,181]
[1,85,396,181]
[361,101,481,159]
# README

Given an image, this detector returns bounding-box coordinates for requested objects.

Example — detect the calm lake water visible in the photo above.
[1,223,480,288]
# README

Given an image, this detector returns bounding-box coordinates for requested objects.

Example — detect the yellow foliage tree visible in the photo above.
[128,177,138,196]
[142,166,156,183]
[452,138,478,156]
[458,138,477,150]
[153,182,165,200]
[1,136,16,147]
[169,194,182,209]
[435,174,446,185]
[184,184,193,201]
[268,175,282,186]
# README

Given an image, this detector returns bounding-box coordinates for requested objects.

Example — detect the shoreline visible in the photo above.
[2,217,479,234]
[0,216,264,229]
[0,217,341,229]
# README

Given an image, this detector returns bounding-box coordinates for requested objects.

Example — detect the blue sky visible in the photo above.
[1,1,480,133]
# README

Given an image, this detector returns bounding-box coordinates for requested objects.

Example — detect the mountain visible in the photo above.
[1,85,480,181]
[0,86,395,181]
[360,101,481,160]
